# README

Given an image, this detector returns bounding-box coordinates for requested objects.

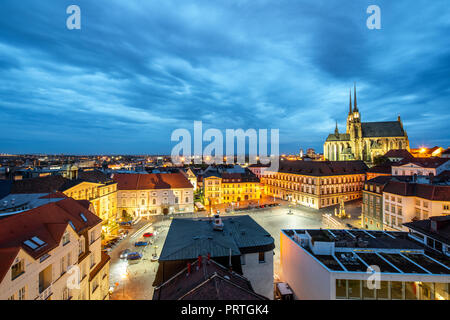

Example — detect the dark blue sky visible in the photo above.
[0,0,449,155]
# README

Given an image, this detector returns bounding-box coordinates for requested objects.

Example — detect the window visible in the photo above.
[90,253,95,268]
[18,287,26,300]
[11,260,25,280]
[258,252,265,263]
[79,239,84,255]
[336,279,347,299]
[62,231,70,245]
[153,199,156,205]
[60,256,66,276]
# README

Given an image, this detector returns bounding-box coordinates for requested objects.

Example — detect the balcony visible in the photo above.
[37,284,52,300]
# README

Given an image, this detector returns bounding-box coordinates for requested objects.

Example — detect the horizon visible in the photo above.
[1,0,449,154]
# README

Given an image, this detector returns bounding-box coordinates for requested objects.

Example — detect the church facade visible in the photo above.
[324,85,410,163]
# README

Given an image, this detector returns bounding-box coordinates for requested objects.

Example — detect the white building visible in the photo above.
[392,158,450,176]
[0,198,110,300]
[280,228,450,300]
[113,172,194,218]
[383,179,450,231]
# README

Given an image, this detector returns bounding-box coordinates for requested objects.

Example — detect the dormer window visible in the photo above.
[11,259,25,280]
[62,231,70,246]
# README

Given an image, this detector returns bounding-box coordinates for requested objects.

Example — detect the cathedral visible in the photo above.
[324,84,410,163]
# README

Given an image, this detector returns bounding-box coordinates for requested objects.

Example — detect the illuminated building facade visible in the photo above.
[324,85,410,163]
[262,160,367,209]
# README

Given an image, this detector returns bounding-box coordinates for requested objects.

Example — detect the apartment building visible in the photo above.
[280,228,450,300]
[203,169,262,206]
[362,176,411,231]
[9,171,118,236]
[0,198,110,300]
[392,158,450,176]
[383,179,450,231]
[113,172,194,217]
[262,160,368,209]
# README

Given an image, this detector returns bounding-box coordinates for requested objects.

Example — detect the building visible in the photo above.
[362,176,393,230]
[391,158,450,176]
[383,178,450,231]
[9,171,119,236]
[362,176,411,231]
[366,163,392,180]
[153,256,268,300]
[113,172,194,217]
[280,228,450,300]
[182,168,198,191]
[324,84,410,163]
[0,198,110,300]
[203,168,262,207]
[404,216,450,257]
[410,146,445,158]
[248,163,270,180]
[384,149,414,163]
[262,160,368,209]
[153,215,275,299]
[442,148,450,159]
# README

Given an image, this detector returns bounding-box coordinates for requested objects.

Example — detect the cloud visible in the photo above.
[0,0,449,154]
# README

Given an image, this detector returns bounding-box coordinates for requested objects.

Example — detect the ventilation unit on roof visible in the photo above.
[80,213,88,222]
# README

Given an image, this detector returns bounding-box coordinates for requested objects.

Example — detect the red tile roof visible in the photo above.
[384,181,450,201]
[153,258,267,300]
[396,157,449,168]
[0,198,102,283]
[113,173,193,190]
[384,149,414,160]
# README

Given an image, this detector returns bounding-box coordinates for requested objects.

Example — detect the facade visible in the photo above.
[9,171,118,236]
[280,228,450,300]
[404,216,450,257]
[262,160,367,209]
[203,171,262,206]
[154,215,275,299]
[391,158,450,176]
[383,179,450,231]
[113,172,194,217]
[0,198,110,300]
[324,85,410,163]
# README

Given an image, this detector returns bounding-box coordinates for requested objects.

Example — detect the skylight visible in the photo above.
[31,236,45,246]
[80,213,88,222]
[68,220,76,231]
[23,240,38,250]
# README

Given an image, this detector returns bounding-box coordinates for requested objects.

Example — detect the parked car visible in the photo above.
[143,232,154,238]
[127,252,142,261]
[134,241,149,247]
[119,249,131,259]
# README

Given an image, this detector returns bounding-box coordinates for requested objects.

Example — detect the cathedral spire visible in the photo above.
[349,89,352,115]
[353,82,358,112]
[335,121,339,136]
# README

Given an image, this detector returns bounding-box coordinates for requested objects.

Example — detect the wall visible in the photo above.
[241,251,274,299]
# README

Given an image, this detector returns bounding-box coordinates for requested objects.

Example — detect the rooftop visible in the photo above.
[112,172,193,190]
[153,257,267,300]
[283,229,450,275]
[159,215,275,261]
[404,216,450,246]
[274,160,368,177]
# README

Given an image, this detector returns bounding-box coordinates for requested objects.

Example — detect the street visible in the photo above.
[108,200,362,299]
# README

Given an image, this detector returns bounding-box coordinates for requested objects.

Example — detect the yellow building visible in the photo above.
[203,172,262,206]
[262,160,368,209]
[63,171,118,236]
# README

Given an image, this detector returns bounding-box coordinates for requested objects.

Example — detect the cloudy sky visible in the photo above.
[0,0,449,155]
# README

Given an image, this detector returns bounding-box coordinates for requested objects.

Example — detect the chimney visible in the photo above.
[207,252,211,264]
[198,255,202,269]
[186,262,191,276]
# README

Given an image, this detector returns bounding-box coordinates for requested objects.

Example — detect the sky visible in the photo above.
[0,0,449,155]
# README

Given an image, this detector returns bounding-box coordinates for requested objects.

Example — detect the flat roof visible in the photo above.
[283,229,450,276]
